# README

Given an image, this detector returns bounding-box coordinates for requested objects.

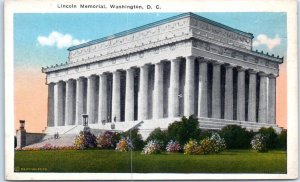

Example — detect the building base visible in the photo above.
[45,118,283,140]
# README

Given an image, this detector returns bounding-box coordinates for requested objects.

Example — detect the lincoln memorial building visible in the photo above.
[42,13,283,137]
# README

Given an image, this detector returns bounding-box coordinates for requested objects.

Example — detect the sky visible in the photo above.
[14,13,287,132]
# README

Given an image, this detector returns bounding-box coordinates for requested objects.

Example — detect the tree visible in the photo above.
[167,115,201,146]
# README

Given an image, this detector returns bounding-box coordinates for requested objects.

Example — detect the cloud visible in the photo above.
[37,31,88,49]
[252,34,281,50]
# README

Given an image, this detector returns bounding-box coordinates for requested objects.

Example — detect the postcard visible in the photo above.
[4,0,298,180]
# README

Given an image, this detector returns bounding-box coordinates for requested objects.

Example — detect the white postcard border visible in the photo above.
[4,0,298,180]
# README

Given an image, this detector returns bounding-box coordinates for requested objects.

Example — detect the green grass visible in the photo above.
[15,149,286,173]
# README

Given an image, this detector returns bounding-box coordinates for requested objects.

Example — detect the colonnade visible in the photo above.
[47,56,276,127]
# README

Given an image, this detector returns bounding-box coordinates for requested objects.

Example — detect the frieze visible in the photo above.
[68,18,191,62]
[69,33,190,67]
[191,39,280,70]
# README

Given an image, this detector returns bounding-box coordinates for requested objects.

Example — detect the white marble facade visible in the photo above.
[42,13,283,134]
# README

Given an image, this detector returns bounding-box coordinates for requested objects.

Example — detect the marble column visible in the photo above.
[168,59,180,117]
[112,71,121,122]
[224,64,234,120]
[75,77,84,125]
[268,74,276,124]
[65,79,76,125]
[125,68,135,121]
[248,70,257,122]
[138,65,149,120]
[212,61,221,119]
[87,75,97,124]
[47,83,55,127]
[153,62,164,119]
[237,67,246,121]
[54,81,65,126]
[258,72,268,123]
[98,74,108,123]
[198,59,208,118]
[184,56,195,116]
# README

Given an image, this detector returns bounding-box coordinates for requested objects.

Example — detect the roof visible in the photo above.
[67,12,254,51]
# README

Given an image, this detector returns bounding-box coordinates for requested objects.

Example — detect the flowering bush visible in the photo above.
[165,140,181,153]
[74,131,97,150]
[210,132,226,153]
[142,140,161,155]
[199,133,226,154]
[115,138,133,152]
[251,134,268,152]
[96,131,120,149]
[40,143,53,150]
[15,147,39,151]
[16,145,78,151]
[183,139,203,155]
[183,133,226,155]
[199,137,215,154]
[74,133,85,149]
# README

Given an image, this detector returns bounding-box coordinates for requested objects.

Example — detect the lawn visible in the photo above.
[14,149,287,173]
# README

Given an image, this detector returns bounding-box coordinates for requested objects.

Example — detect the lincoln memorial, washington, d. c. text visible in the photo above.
[41,13,283,137]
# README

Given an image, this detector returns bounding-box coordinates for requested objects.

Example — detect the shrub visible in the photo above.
[141,140,161,155]
[115,138,133,152]
[183,139,203,155]
[14,136,17,148]
[219,125,253,149]
[74,130,97,150]
[251,134,268,152]
[198,133,226,154]
[96,131,121,149]
[16,145,78,151]
[167,115,201,146]
[258,127,279,149]
[125,128,144,150]
[146,128,168,149]
[165,140,181,153]
[199,137,215,154]
[278,130,287,150]
[209,132,226,153]
[40,143,53,150]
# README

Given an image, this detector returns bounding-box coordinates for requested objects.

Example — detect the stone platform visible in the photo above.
[45,118,283,140]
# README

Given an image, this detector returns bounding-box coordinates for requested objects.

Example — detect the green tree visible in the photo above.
[219,125,254,149]
[258,127,279,149]
[167,115,201,146]
[146,128,168,148]
[125,128,144,150]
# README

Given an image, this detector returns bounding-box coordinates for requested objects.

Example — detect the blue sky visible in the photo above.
[14,12,287,68]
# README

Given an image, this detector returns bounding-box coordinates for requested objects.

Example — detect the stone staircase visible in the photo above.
[24,126,108,149]
[24,134,78,148]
